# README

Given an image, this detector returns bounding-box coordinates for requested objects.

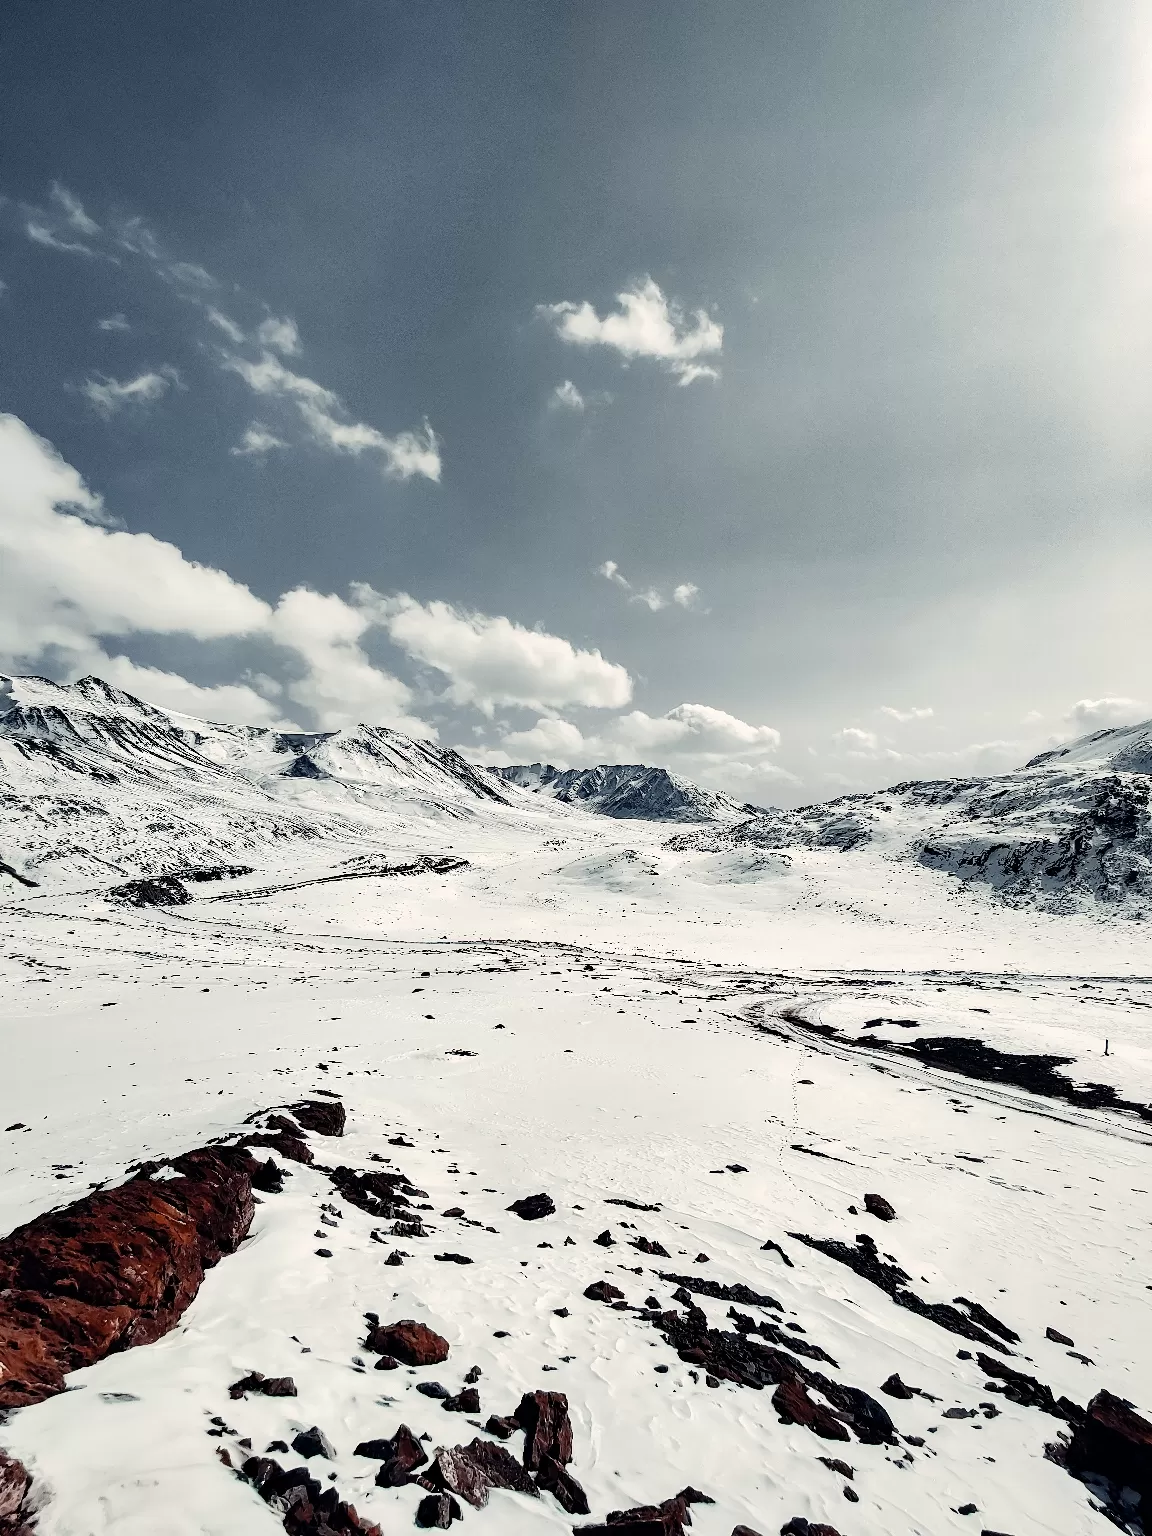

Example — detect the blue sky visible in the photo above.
[2,1,1150,802]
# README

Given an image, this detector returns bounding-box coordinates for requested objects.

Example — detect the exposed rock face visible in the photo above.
[577,1493,691,1535]
[507,1193,555,1221]
[1066,1390,1152,1510]
[0,1146,256,1407]
[515,1390,574,1468]
[108,874,191,906]
[364,1425,429,1487]
[241,1454,382,1534]
[290,1099,346,1137]
[0,1452,32,1536]
[772,1379,850,1441]
[535,1452,589,1512]
[497,762,754,823]
[365,1320,450,1366]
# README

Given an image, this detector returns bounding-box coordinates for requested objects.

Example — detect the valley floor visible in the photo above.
[1,825,1151,1536]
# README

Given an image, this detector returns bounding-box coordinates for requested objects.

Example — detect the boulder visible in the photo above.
[584,1280,625,1303]
[515,1390,574,1469]
[292,1425,336,1460]
[1066,1390,1152,1510]
[508,1194,556,1221]
[290,1099,347,1137]
[535,1453,589,1513]
[772,1379,850,1441]
[415,1493,462,1528]
[367,1320,450,1366]
[863,1193,896,1222]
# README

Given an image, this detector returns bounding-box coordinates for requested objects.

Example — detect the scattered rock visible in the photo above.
[374,1354,400,1371]
[367,1424,430,1486]
[881,1373,915,1399]
[584,1280,625,1303]
[605,1197,662,1212]
[817,1459,854,1480]
[1046,1326,1075,1346]
[229,1371,297,1399]
[435,1253,474,1265]
[417,1382,450,1399]
[656,1272,783,1312]
[508,1194,556,1221]
[773,1378,851,1441]
[464,1365,481,1383]
[415,1492,462,1527]
[443,1387,481,1413]
[484,1414,519,1440]
[760,1239,794,1267]
[976,1353,1081,1420]
[864,1193,896,1222]
[292,1425,336,1460]
[240,1454,383,1535]
[535,1452,589,1512]
[633,1237,671,1257]
[0,1451,32,1534]
[423,1447,490,1508]
[780,1520,842,1536]
[594,1230,616,1247]
[366,1320,450,1366]
[288,1099,346,1136]
[108,874,190,907]
[515,1389,574,1468]
[456,1438,538,1495]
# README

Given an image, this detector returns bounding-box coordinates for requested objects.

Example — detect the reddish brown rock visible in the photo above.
[1066,1390,1152,1510]
[863,1193,896,1222]
[535,1453,589,1513]
[515,1389,574,1469]
[584,1280,625,1303]
[457,1438,538,1495]
[230,1371,298,1399]
[579,1495,689,1536]
[442,1387,480,1414]
[0,1451,32,1534]
[0,1146,255,1408]
[423,1447,490,1508]
[415,1492,461,1528]
[484,1414,519,1440]
[772,1379,850,1441]
[366,1320,450,1366]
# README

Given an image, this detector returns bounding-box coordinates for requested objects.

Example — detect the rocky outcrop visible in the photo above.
[508,1193,555,1221]
[1065,1390,1152,1511]
[0,1145,256,1408]
[516,1390,575,1468]
[108,874,191,906]
[0,1453,33,1536]
[241,1454,381,1534]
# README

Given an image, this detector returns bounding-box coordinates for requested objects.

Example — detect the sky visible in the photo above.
[2,0,1151,805]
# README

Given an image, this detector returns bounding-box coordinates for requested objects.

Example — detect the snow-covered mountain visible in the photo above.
[672,719,1152,913]
[496,762,754,822]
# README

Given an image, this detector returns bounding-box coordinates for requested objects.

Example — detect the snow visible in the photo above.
[1,674,1152,1535]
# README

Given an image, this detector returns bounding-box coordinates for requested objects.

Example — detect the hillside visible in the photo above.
[497,762,753,822]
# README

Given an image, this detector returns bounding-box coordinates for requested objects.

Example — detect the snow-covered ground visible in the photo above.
[2,676,1152,1536]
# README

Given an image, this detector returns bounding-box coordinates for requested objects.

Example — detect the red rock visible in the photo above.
[366,1320,450,1366]
[772,1379,850,1441]
[0,1146,255,1408]
[1066,1390,1152,1510]
[584,1281,625,1303]
[0,1451,31,1528]
[535,1453,589,1513]
[515,1390,574,1469]
[484,1414,519,1439]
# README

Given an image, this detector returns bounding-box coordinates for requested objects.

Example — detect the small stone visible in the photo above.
[315,1247,333,1257]
[554,1307,570,1317]
[1046,1326,1074,1346]
[416,1381,450,1399]
[584,1280,625,1302]
[484,1414,520,1439]
[292,1425,336,1459]
[694,1252,710,1263]
[374,1354,400,1371]
[881,1373,915,1399]
[706,1374,720,1388]
[443,1387,481,1413]
[956,1504,978,1515]
[434,1253,474,1265]
[415,1492,462,1527]
[594,1229,615,1247]
[464,1365,481,1383]
[864,1193,896,1222]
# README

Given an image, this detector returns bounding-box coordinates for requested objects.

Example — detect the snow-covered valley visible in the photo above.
[2,675,1152,1536]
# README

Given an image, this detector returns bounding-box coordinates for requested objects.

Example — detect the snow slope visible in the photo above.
[496,764,754,823]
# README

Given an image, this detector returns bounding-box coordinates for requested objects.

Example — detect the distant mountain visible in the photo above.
[497,762,755,822]
[670,724,1152,913]
[0,672,512,886]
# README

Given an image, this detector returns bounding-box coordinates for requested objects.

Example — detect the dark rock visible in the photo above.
[729,1307,839,1367]
[385,1251,405,1266]
[1046,1326,1075,1346]
[535,1452,589,1512]
[780,1521,843,1536]
[732,1528,766,1536]
[759,1239,794,1267]
[976,1353,1081,1421]
[957,1505,978,1516]
[656,1272,783,1312]
[366,1320,450,1366]
[694,1253,710,1263]
[952,1297,1019,1345]
[508,1194,556,1221]
[594,1230,616,1247]
[292,1425,336,1459]
[818,1458,854,1479]
[515,1389,574,1468]
[417,1382,450,1399]
[679,1487,715,1504]
[109,874,190,907]
[864,1193,896,1222]
[464,1365,481,1383]
[881,1373,915,1399]
[605,1197,662,1212]
[842,1487,859,1502]
[434,1253,473,1265]
[484,1415,520,1440]
[442,1207,465,1218]
[288,1099,347,1136]
[374,1354,400,1371]
[372,1424,430,1486]
[328,1165,415,1221]
[415,1492,462,1527]
[584,1280,625,1303]
[0,1144,255,1408]
[1066,1389,1152,1513]
[633,1237,671,1257]
[772,1379,850,1441]
[424,1447,490,1508]
[229,1371,298,1399]
[457,1437,538,1494]
[443,1387,481,1413]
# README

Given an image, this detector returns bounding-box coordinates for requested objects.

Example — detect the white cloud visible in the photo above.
[367,591,633,715]
[880,704,934,722]
[80,366,182,418]
[256,315,301,355]
[539,277,722,385]
[599,559,703,614]
[833,726,881,753]
[266,587,427,734]
[500,716,588,761]
[92,654,287,727]
[50,183,100,236]
[96,313,131,333]
[207,307,246,343]
[231,422,289,457]
[550,379,585,412]
[25,220,100,258]
[1066,696,1150,731]
[224,351,441,481]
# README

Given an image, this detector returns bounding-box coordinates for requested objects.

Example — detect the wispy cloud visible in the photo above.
[539,277,722,385]
[599,560,702,612]
[80,366,182,418]
[1066,696,1149,731]
[550,379,585,412]
[96,312,131,333]
[50,182,100,236]
[231,422,289,457]
[880,704,934,723]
